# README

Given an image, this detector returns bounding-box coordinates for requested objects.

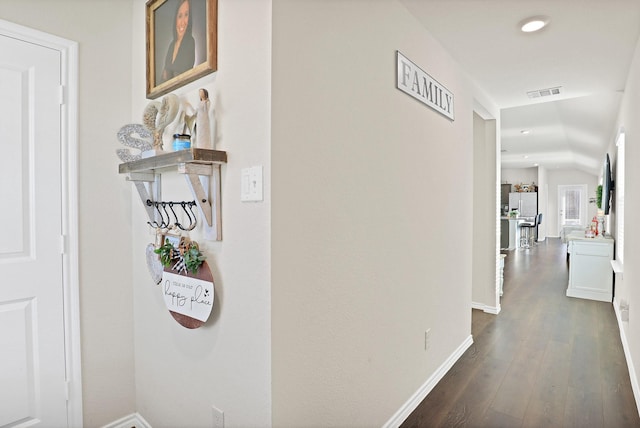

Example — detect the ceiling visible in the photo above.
[400,0,640,176]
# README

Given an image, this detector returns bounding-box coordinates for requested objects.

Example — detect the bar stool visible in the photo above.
[535,214,543,244]
[519,214,540,249]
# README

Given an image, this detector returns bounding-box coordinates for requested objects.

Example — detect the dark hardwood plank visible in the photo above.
[479,408,523,428]
[522,340,571,427]
[489,342,544,419]
[401,238,639,427]
[441,355,511,425]
[564,386,604,428]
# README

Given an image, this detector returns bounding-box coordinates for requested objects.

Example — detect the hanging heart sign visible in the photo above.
[146,243,164,285]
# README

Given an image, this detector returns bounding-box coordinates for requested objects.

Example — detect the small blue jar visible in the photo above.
[172,134,191,151]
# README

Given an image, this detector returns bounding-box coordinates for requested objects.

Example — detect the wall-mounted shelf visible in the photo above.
[118,149,227,174]
[119,149,227,240]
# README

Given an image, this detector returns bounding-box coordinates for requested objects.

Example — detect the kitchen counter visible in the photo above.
[500,217,531,250]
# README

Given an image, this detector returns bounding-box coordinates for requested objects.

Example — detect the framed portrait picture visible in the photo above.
[146,0,217,99]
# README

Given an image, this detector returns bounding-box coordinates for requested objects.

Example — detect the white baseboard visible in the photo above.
[471,301,501,315]
[382,334,474,428]
[613,297,640,418]
[102,413,151,428]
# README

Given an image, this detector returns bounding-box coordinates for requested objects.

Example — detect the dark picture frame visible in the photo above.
[146,0,217,99]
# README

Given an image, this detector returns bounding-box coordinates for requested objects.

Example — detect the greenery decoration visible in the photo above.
[154,237,206,274]
[155,238,176,267]
[184,243,206,274]
[596,184,603,209]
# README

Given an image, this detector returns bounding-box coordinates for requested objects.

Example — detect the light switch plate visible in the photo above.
[241,166,263,202]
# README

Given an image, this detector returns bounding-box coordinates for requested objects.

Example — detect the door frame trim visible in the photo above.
[0,19,82,426]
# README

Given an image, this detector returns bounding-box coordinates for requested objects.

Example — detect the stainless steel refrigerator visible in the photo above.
[509,192,537,218]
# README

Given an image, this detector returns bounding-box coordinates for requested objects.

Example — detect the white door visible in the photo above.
[558,184,587,230]
[0,34,68,426]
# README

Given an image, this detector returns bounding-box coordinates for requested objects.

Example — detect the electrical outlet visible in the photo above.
[424,329,431,351]
[212,405,224,428]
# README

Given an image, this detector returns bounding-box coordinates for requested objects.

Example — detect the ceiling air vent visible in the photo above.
[527,86,562,99]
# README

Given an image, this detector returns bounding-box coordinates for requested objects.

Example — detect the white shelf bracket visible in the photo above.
[178,163,222,240]
[126,172,160,223]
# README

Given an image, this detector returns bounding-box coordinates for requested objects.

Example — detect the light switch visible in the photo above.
[241,169,251,200]
[241,166,263,202]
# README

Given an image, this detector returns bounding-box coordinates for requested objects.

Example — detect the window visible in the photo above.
[616,131,625,263]
[564,189,581,224]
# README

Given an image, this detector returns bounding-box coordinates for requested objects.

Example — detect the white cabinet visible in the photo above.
[567,237,614,302]
[509,192,537,218]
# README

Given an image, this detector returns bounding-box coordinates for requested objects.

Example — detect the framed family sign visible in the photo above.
[146,0,218,99]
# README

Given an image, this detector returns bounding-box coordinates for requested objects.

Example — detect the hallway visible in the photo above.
[402,238,640,427]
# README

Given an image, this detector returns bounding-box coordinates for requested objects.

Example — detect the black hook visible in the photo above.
[146,199,163,228]
[173,201,196,231]
[183,201,197,231]
[160,202,171,229]
[145,199,197,231]
[168,202,186,230]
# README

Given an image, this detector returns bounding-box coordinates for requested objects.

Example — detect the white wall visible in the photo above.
[271,0,484,425]
[502,167,538,189]
[611,31,640,413]
[546,169,599,237]
[473,113,498,311]
[537,166,548,241]
[129,0,272,427]
[0,1,136,425]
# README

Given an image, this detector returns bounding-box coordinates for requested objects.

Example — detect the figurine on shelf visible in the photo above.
[195,88,214,149]
[142,101,161,148]
[142,94,180,156]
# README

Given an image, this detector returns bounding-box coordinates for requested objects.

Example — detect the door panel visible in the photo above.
[0,65,29,257]
[558,184,587,230]
[0,34,67,427]
[0,299,37,424]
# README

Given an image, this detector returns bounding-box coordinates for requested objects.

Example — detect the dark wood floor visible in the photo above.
[402,238,640,427]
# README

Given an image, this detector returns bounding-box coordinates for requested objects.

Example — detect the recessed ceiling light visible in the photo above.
[521,129,532,135]
[520,16,549,33]
[523,155,529,159]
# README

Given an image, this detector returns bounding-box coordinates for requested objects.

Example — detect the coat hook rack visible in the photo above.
[119,149,227,240]
[146,199,198,231]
